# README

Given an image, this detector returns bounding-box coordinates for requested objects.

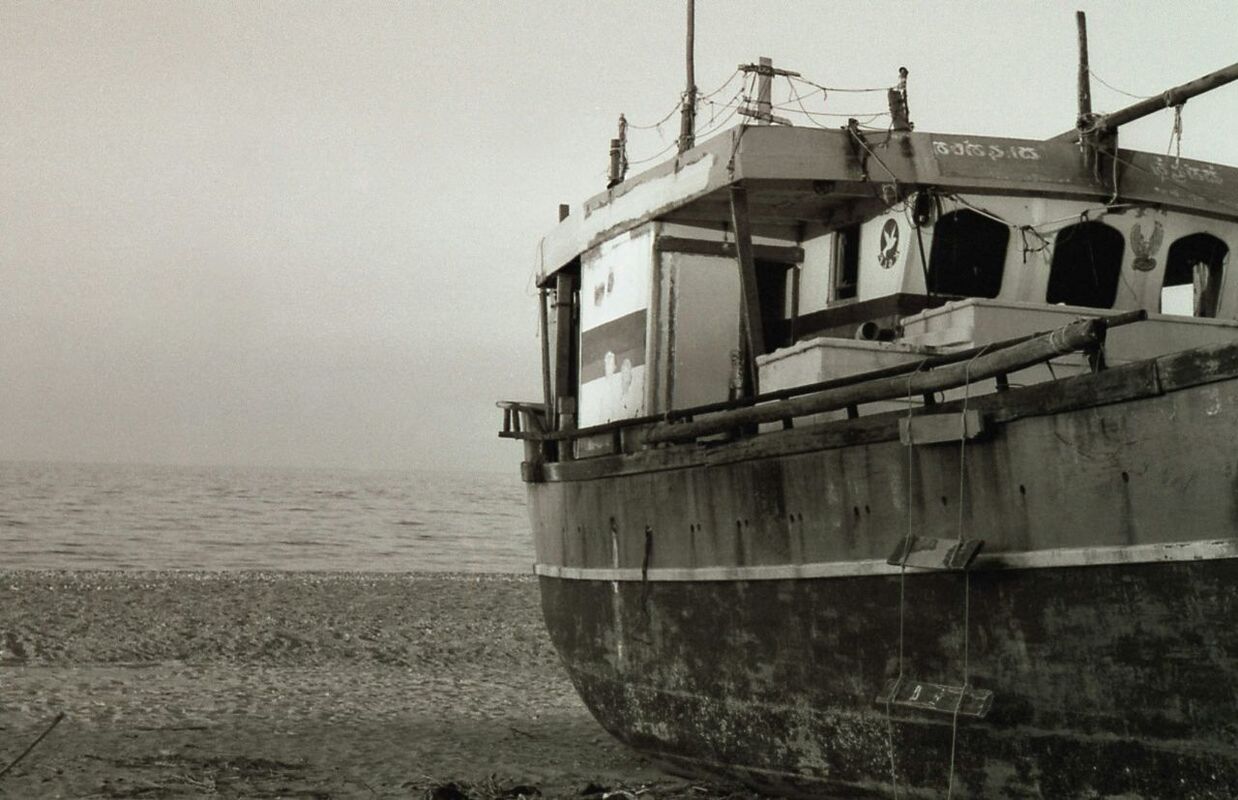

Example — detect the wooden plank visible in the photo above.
[554,273,578,459]
[646,317,1108,444]
[887,536,983,570]
[542,358,1165,482]
[981,359,1162,424]
[1154,340,1238,393]
[875,679,994,719]
[539,288,553,415]
[899,410,985,445]
[730,185,765,392]
[654,235,804,264]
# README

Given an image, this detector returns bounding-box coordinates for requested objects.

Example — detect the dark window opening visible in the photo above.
[1047,221,1124,308]
[755,258,791,350]
[927,209,1009,298]
[1161,233,1228,318]
[834,225,859,301]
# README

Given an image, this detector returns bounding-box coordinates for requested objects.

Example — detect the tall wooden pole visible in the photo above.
[1076,11,1092,121]
[678,0,696,153]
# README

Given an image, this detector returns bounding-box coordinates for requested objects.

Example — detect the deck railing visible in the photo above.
[498,310,1147,459]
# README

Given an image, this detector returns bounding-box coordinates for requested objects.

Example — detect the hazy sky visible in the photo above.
[3,1,1237,473]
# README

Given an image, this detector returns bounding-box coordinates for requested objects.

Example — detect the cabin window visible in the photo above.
[1160,233,1228,317]
[1046,221,1124,308]
[927,209,1009,298]
[833,225,859,301]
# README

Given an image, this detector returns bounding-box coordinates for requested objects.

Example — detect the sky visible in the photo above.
[2,1,1237,474]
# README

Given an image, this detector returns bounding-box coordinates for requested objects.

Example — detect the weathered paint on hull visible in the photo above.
[523,351,1238,797]
[539,558,1238,798]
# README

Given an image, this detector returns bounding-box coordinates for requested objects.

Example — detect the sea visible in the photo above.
[0,461,533,573]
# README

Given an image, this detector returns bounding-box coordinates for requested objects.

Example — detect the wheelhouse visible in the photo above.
[527,125,1238,458]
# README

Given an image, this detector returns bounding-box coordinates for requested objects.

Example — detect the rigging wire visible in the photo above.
[625,137,680,168]
[699,73,756,141]
[695,95,746,140]
[1088,68,1154,100]
[791,74,890,94]
[624,70,742,132]
[780,76,890,127]
[620,68,899,171]
[698,68,742,102]
[624,99,682,131]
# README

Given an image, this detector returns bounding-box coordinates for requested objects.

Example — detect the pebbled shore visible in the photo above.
[0,571,693,799]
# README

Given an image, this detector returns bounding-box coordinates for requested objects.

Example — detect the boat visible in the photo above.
[499,10,1238,798]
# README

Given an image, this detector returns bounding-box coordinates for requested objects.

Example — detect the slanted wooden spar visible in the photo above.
[645,312,1143,444]
[1093,61,1238,132]
[1057,59,1238,140]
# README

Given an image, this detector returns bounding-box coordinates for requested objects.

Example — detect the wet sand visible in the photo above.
[0,571,729,799]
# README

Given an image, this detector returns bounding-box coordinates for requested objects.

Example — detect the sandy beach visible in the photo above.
[0,571,735,799]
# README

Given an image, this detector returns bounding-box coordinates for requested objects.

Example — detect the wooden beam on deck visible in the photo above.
[654,235,804,264]
[729,185,766,395]
[553,273,578,454]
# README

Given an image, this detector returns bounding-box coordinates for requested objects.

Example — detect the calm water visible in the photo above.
[0,461,533,572]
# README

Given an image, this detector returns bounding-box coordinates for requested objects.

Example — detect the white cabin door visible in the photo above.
[662,252,741,410]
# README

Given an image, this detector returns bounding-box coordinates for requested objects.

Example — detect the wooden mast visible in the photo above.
[678,0,696,153]
[1075,11,1092,121]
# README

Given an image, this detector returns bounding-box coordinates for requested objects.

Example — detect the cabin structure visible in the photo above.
[527,125,1238,458]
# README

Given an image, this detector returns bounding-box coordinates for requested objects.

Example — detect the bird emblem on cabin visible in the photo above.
[877,218,901,269]
[1130,220,1164,272]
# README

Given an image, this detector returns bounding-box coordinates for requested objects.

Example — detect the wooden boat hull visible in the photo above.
[539,557,1237,798]
[525,345,1238,798]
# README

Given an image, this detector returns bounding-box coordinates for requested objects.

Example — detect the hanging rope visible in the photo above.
[944,345,990,798]
[885,358,931,798]
[1168,103,1184,163]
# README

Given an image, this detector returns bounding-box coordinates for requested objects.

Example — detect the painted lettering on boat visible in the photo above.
[932,139,1042,161]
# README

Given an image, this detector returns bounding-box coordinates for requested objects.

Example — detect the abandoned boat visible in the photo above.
[499,20,1238,798]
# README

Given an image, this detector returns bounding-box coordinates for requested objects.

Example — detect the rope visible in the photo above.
[625,99,682,131]
[696,75,754,141]
[0,712,65,780]
[885,358,931,798]
[779,76,889,128]
[1168,103,1184,162]
[791,74,891,94]
[698,69,742,102]
[944,345,990,798]
[1088,68,1153,100]
[625,138,679,168]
